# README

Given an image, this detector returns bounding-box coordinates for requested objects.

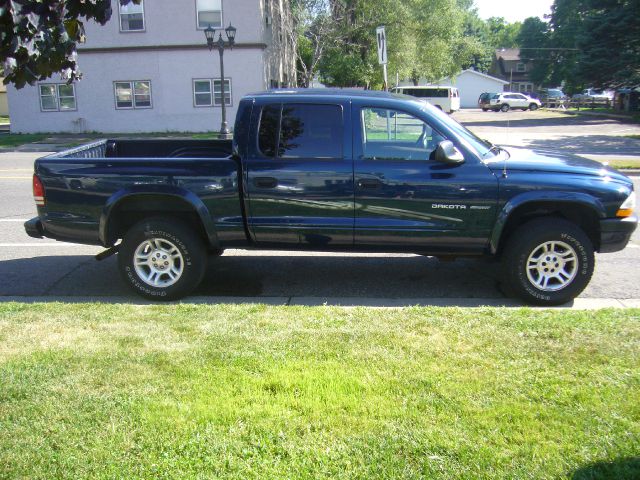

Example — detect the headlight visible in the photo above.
[616,191,635,217]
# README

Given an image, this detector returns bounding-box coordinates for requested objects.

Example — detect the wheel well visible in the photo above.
[497,202,600,254]
[106,195,209,246]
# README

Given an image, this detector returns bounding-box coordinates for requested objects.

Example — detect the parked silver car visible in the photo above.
[489,92,542,112]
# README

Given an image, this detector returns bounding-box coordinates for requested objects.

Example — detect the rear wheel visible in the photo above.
[500,104,510,112]
[118,218,207,300]
[529,103,539,111]
[500,218,594,305]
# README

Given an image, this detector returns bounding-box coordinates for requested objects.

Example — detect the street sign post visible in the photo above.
[376,25,388,90]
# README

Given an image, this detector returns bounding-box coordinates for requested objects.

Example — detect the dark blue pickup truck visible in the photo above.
[25,89,637,305]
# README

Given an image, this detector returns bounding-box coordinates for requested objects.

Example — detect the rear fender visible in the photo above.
[99,185,219,247]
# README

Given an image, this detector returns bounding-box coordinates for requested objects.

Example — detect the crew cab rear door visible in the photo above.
[352,101,498,253]
[244,99,354,247]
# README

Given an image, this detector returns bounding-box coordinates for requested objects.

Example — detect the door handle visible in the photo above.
[357,178,382,189]
[253,176,278,189]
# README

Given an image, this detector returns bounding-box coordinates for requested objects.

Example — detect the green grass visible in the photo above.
[1,303,638,479]
[607,159,640,170]
[0,133,48,148]
[625,134,640,140]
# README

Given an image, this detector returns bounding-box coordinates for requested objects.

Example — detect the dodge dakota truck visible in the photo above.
[25,89,637,305]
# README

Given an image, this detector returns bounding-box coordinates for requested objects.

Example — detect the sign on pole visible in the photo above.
[376,26,388,90]
[376,26,387,65]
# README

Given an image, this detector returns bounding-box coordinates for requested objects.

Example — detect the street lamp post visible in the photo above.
[204,23,236,136]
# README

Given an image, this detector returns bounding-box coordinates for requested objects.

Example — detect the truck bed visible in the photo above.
[33,138,244,247]
[40,138,233,160]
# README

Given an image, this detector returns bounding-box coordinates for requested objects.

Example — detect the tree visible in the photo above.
[316,0,473,89]
[291,0,345,87]
[0,0,137,89]
[517,17,550,86]
[486,17,521,49]
[576,0,640,89]
[542,0,640,92]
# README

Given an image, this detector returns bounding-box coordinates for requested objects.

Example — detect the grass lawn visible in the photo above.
[0,134,49,148]
[607,159,640,170]
[0,303,638,479]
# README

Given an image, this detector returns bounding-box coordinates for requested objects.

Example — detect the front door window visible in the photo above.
[361,108,445,161]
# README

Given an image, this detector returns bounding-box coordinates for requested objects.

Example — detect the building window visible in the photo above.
[196,0,222,29]
[193,79,213,106]
[192,78,231,107]
[114,81,152,109]
[119,0,144,31]
[213,79,231,106]
[39,83,77,112]
[516,62,526,72]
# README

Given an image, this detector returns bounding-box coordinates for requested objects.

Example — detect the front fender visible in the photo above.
[99,185,219,247]
[489,191,606,254]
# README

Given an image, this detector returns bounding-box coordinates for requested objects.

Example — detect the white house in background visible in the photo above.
[398,69,509,109]
[7,0,295,133]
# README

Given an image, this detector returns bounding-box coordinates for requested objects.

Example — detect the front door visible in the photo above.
[353,104,498,253]
[244,101,354,248]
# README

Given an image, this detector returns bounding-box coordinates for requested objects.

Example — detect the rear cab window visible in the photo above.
[257,103,343,159]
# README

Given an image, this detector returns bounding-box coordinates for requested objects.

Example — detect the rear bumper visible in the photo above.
[599,215,638,253]
[24,217,44,239]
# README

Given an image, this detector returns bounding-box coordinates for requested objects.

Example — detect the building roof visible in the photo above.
[495,48,521,61]
[457,69,510,84]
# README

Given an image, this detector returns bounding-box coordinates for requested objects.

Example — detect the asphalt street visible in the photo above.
[1,110,639,305]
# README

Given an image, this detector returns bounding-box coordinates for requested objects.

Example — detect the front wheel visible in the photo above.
[501,218,594,305]
[529,103,539,111]
[118,218,207,300]
[500,104,510,112]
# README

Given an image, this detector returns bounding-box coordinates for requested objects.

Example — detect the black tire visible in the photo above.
[529,103,539,111]
[118,217,207,301]
[500,218,594,306]
[500,104,510,112]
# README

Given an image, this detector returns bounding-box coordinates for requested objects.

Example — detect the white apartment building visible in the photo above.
[7,0,295,133]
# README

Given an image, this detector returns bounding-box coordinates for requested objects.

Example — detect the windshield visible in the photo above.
[420,102,497,159]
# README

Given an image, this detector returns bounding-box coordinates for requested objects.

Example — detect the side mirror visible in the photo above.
[435,140,465,164]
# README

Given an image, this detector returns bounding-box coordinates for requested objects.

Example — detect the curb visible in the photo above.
[0,296,638,309]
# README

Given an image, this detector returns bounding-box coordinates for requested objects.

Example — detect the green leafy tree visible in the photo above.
[318,0,472,88]
[517,17,550,86]
[543,0,639,92]
[486,17,521,49]
[576,0,640,89]
[292,0,344,87]
[1,0,139,89]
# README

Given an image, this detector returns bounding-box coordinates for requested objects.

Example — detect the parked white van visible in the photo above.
[391,86,461,113]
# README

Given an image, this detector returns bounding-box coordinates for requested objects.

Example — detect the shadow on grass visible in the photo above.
[571,457,640,480]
